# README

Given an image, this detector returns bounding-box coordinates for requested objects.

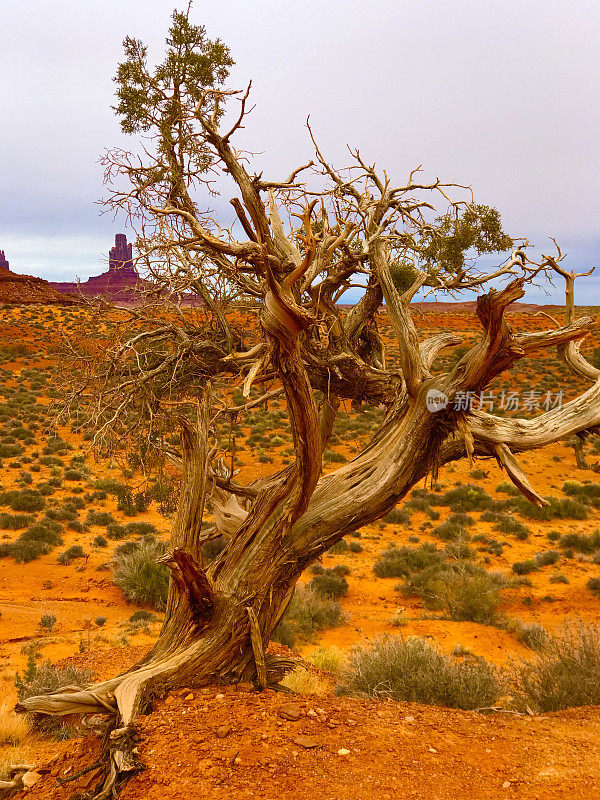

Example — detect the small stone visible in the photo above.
[236,682,255,693]
[293,735,319,749]
[307,709,317,717]
[429,747,437,753]
[337,748,351,756]
[216,725,231,738]
[22,771,42,788]
[502,782,511,789]
[185,693,194,701]
[215,693,225,700]
[278,703,302,721]
[405,715,415,723]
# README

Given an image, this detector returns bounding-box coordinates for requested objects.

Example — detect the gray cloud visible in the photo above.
[1,0,598,301]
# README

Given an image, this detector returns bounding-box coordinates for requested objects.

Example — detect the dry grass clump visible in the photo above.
[0,705,28,746]
[308,647,344,674]
[281,666,331,696]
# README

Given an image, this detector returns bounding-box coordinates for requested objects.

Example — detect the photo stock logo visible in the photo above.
[425,387,564,414]
[426,389,449,413]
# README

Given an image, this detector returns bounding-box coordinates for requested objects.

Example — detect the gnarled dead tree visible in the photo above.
[18,9,599,798]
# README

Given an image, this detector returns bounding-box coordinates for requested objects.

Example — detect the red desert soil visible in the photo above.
[21,649,600,800]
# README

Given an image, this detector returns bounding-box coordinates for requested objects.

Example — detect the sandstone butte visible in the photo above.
[48,233,145,302]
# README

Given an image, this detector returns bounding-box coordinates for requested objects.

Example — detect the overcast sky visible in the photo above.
[1,0,598,303]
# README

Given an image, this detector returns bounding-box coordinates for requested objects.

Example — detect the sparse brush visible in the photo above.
[512,620,600,712]
[112,538,169,610]
[336,635,502,710]
[374,542,444,579]
[309,569,349,599]
[504,619,549,651]
[272,585,345,646]
[435,567,502,624]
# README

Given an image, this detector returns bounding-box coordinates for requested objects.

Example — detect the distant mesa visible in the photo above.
[49,233,143,301]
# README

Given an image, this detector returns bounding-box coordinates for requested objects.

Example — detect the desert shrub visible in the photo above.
[0,443,24,459]
[327,539,350,555]
[38,455,63,468]
[117,490,137,516]
[559,530,600,554]
[508,495,588,521]
[309,569,349,599]
[273,585,345,646]
[431,519,470,542]
[1,489,45,513]
[436,568,502,624]
[312,563,350,577]
[383,508,411,526]
[512,559,538,575]
[112,538,169,610]
[63,469,83,481]
[124,521,157,536]
[15,660,95,737]
[45,506,77,522]
[129,609,156,623]
[57,545,86,564]
[549,572,569,584]
[19,521,63,547]
[42,436,71,455]
[587,577,600,596]
[106,524,127,540]
[324,450,345,464]
[535,550,560,567]
[0,512,33,530]
[270,617,295,648]
[505,619,549,650]
[513,620,600,712]
[86,510,116,527]
[374,543,444,579]
[336,635,502,710]
[93,535,108,548]
[134,491,151,513]
[433,485,495,512]
[281,665,330,696]
[95,616,107,627]
[38,613,57,633]
[0,704,29,746]
[491,513,530,540]
[562,481,600,508]
[0,539,50,563]
[470,469,488,480]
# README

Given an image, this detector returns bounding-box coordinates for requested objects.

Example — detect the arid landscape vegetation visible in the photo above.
[0,300,599,798]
